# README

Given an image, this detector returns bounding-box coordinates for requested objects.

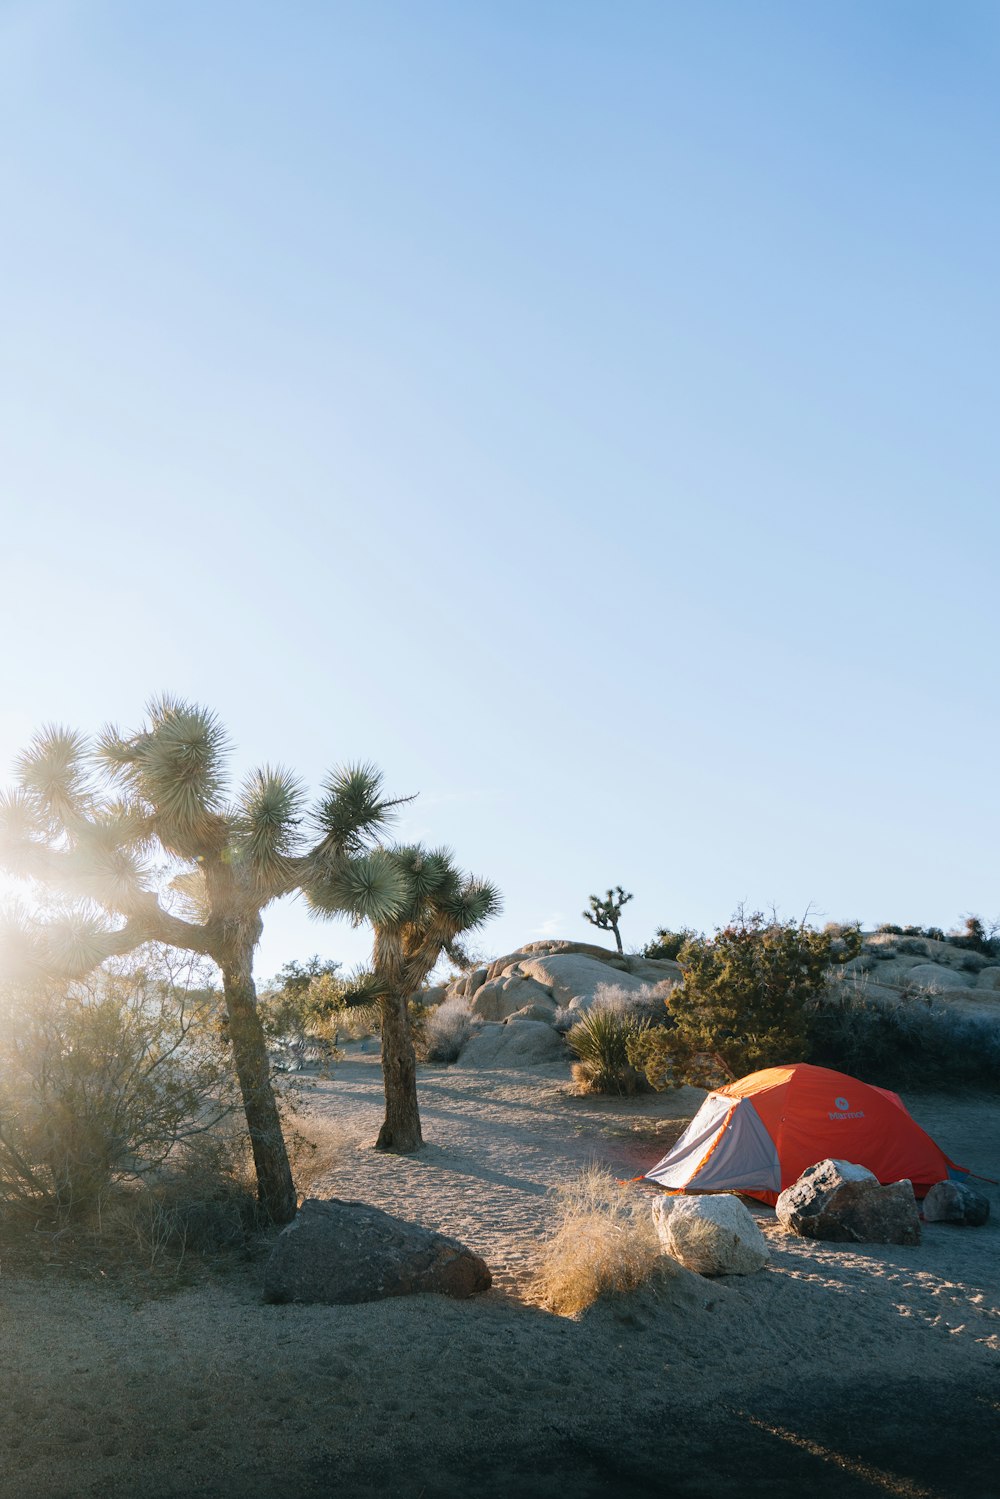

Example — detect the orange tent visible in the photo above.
[644,1063,966,1206]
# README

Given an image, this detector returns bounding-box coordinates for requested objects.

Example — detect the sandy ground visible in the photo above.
[1,1051,998,1499]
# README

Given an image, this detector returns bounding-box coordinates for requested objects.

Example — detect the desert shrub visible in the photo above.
[258,967,347,1044]
[643,928,696,961]
[106,1123,262,1265]
[895,937,932,957]
[552,1005,577,1034]
[0,950,236,1223]
[591,979,674,1025]
[533,1165,664,1315]
[953,915,1000,958]
[405,998,431,1051]
[285,1112,352,1199]
[626,1025,731,1092]
[873,918,999,956]
[420,996,477,1064]
[330,1000,381,1042]
[566,1000,651,1095]
[632,911,862,1087]
[808,980,1000,1091]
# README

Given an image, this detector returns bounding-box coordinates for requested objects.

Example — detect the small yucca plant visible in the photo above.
[566,1005,650,1095]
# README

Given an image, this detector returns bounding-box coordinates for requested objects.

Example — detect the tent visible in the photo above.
[644,1063,966,1205]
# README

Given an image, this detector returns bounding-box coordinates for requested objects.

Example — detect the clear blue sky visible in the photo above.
[2,1,998,981]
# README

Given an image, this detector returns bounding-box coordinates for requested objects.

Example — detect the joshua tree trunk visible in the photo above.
[375,991,423,1153]
[219,946,298,1223]
[611,923,623,955]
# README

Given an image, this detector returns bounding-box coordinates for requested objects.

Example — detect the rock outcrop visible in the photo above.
[263,1199,492,1305]
[446,940,680,1022]
[652,1195,770,1276]
[468,974,556,1021]
[776,1159,921,1245]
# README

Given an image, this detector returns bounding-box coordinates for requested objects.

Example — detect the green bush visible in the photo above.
[630,911,861,1089]
[643,928,696,961]
[258,964,347,1043]
[0,951,237,1223]
[808,982,1000,1092]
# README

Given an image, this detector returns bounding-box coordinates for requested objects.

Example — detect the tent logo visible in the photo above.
[829,1094,865,1120]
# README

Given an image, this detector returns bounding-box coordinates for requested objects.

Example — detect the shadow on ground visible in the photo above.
[163,1373,997,1499]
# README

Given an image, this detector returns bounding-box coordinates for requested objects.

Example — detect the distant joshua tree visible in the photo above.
[583,886,634,955]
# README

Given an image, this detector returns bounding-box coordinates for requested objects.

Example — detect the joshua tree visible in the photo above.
[0,699,411,1223]
[309,845,500,1152]
[583,886,634,956]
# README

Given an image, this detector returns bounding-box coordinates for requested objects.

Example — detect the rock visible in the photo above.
[458,1019,567,1069]
[653,1195,770,1276]
[483,940,629,982]
[976,967,1000,991]
[922,1180,991,1226]
[469,975,555,1021]
[505,1002,558,1024]
[903,963,973,991]
[625,957,684,985]
[444,943,682,1007]
[517,954,651,1009]
[263,1199,492,1305]
[776,1159,921,1245]
[417,985,447,1008]
[868,957,930,987]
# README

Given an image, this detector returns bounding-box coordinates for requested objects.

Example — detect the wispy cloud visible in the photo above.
[533,912,565,937]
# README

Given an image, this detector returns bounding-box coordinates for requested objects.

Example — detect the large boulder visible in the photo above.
[449,966,489,999]
[652,1195,770,1276]
[483,940,629,981]
[444,943,681,1008]
[517,954,651,1009]
[458,1019,567,1069]
[506,1002,559,1024]
[469,974,556,1021]
[922,1180,991,1226]
[263,1199,491,1305]
[903,963,973,991]
[776,1160,921,1245]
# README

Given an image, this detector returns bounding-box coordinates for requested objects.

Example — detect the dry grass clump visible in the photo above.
[421,996,478,1063]
[532,1165,664,1315]
[288,1111,354,1198]
[334,1002,382,1042]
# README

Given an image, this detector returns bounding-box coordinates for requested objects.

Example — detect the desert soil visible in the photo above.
[1,1051,997,1499]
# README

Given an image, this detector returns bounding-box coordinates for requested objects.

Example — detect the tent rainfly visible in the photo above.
[644,1063,967,1206]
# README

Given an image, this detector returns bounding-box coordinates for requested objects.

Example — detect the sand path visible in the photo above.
[301,1052,700,1289]
[1,1053,998,1499]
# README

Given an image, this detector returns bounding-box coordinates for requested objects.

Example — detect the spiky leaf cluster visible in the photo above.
[313,764,412,858]
[98,697,231,858]
[310,843,501,1000]
[0,700,421,979]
